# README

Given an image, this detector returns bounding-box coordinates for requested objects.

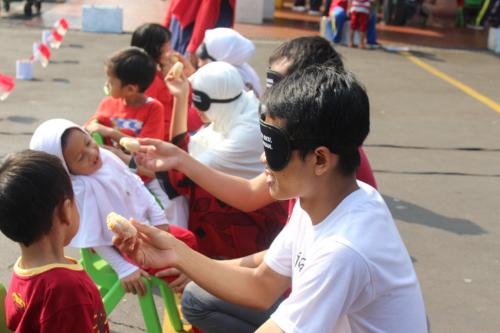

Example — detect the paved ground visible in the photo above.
[0,2,500,332]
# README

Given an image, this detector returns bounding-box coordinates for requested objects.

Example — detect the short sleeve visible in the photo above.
[264,214,299,277]
[138,101,165,140]
[270,243,371,333]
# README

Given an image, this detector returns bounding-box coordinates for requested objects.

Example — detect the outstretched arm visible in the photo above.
[136,138,274,212]
[115,222,290,310]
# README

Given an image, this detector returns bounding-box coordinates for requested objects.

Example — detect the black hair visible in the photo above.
[262,66,369,175]
[131,23,172,63]
[268,36,344,75]
[106,47,157,92]
[61,127,83,151]
[0,150,74,247]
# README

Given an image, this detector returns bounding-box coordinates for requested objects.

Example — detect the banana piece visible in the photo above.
[119,137,140,153]
[171,61,184,79]
[106,212,137,239]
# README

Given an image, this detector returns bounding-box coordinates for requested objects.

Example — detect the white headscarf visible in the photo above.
[188,62,264,179]
[29,119,166,248]
[203,28,263,97]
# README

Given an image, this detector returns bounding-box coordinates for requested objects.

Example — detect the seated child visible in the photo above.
[30,118,197,294]
[0,150,109,332]
[84,47,178,223]
[349,0,373,48]
[131,23,199,140]
[327,0,349,43]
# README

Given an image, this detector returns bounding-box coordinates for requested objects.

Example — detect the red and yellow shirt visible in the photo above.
[6,257,109,333]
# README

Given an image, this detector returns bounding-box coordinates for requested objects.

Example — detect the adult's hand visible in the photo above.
[135,138,185,172]
[113,220,180,269]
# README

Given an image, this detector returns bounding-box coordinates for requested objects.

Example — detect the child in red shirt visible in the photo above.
[131,23,203,137]
[0,150,109,333]
[85,47,172,213]
[86,47,165,146]
[349,0,373,48]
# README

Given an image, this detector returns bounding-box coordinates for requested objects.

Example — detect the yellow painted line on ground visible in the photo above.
[400,51,500,114]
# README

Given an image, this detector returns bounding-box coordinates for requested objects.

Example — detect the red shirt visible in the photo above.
[145,71,174,141]
[164,0,236,54]
[90,96,165,141]
[330,0,348,11]
[357,147,377,189]
[6,258,109,333]
[165,133,288,258]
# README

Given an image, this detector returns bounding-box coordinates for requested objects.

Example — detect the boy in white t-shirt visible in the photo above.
[113,66,428,333]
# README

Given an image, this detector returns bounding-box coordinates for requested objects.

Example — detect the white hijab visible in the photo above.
[203,28,263,97]
[29,119,162,248]
[188,62,263,179]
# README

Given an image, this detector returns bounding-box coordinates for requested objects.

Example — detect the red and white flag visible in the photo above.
[54,18,69,36]
[32,43,51,68]
[48,29,63,49]
[0,73,15,101]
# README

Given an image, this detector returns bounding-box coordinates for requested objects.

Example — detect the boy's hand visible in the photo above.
[86,122,112,138]
[121,268,149,296]
[113,220,180,269]
[155,268,191,293]
[135,138,184,172]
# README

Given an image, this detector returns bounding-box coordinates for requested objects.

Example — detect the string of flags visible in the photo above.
[0,18,69,102]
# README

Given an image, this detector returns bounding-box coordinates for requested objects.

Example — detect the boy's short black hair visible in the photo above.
[131,23,172,63]
[262,66,369,175]
[0,150,74,247]
[106,47,157,92]
[268,36,344,75]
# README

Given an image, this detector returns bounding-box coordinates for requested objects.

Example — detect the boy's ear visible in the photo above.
[313,146,337,176]
[56,198,74,226]
[125,84,140,94]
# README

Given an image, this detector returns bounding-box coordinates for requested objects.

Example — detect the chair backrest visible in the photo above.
[80,249,183,332]
[0,283,12,333]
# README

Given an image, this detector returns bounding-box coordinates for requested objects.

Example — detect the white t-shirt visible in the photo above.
[264,181,427,333]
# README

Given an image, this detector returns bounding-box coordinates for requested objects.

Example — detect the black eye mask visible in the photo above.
[259,119,294,171]
[266,69,284,88]
[192,89,242,112]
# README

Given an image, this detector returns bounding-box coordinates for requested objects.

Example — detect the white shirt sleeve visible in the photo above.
[94,246,139,279]
[270,243,372,333]
[264,202,302,277]
[264,218,297,277]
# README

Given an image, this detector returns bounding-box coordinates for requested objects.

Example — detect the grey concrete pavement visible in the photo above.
[1,15,500,333]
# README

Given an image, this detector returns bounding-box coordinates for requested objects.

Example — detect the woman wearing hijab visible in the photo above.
[196,28,263,97]
[158,61,288,259]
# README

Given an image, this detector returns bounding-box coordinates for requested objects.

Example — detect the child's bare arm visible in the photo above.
[85,122,127,142]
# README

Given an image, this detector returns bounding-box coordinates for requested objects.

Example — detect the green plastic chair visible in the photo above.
[80,249,183,333]
[0,283,13,333]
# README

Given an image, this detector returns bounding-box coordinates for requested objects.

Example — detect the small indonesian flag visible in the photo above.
[0,73,15,101]
[54,18,69,35]
[48,29,63,49]
[34,43,51,68]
